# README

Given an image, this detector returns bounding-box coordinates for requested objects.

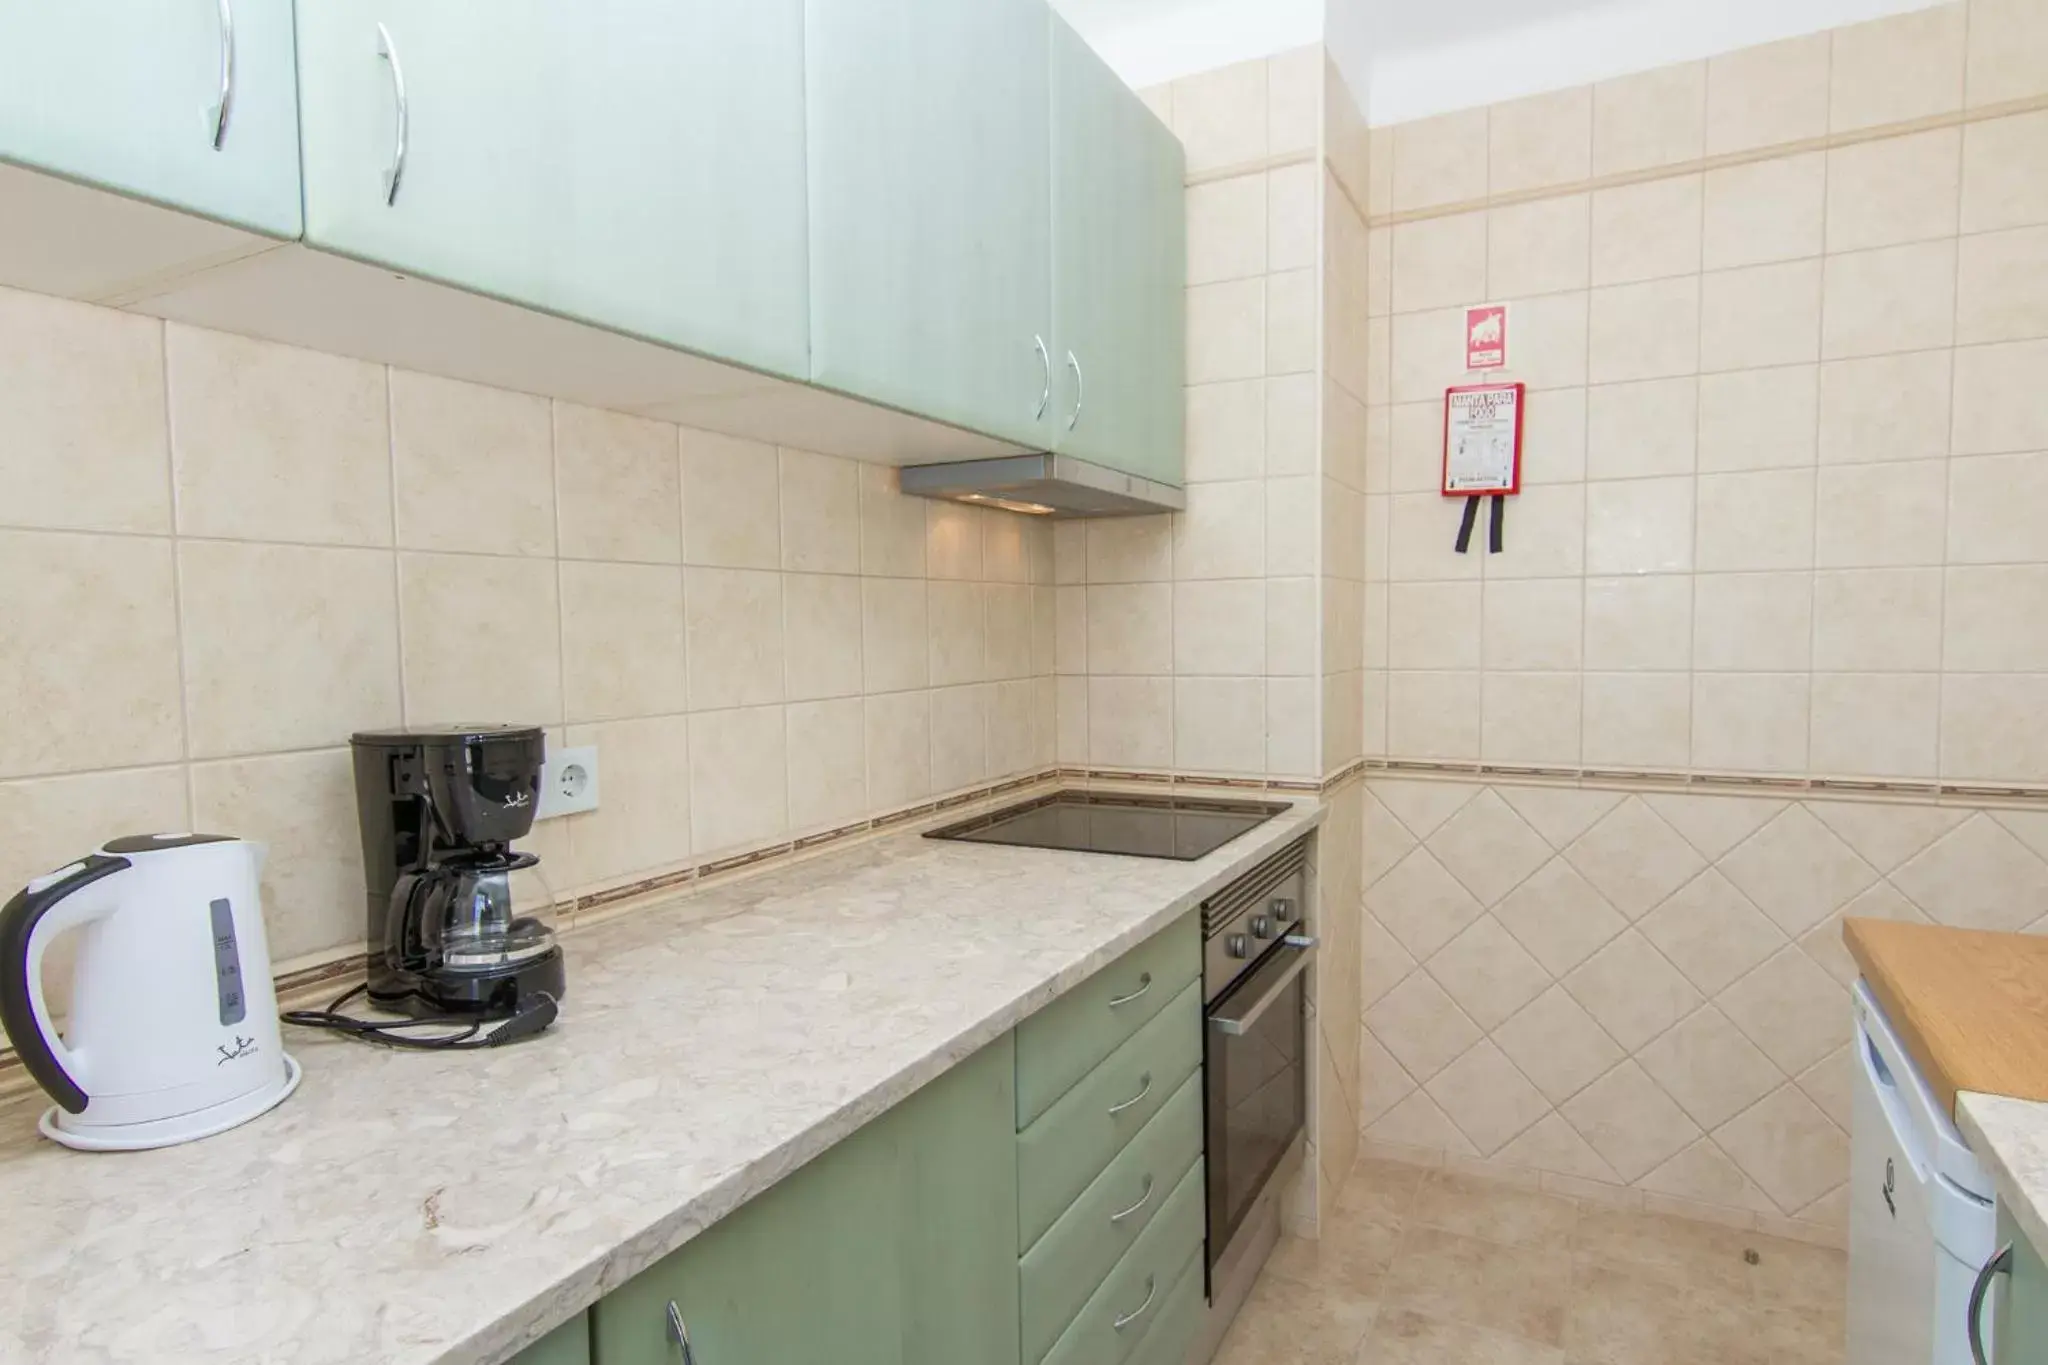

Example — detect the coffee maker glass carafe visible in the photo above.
[392,851,560,978]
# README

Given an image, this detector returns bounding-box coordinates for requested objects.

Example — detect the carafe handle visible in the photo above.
[0,854,132,1113]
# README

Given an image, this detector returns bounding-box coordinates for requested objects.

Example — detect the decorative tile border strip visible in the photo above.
[1360,757,2048,809]
[1182,146,1317,190]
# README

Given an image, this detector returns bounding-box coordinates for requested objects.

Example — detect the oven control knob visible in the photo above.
[1251,915,1275,940]
[1227,932,1250,959]
[1270,897,1296,920]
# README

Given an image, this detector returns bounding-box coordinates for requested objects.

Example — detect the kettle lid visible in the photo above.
[101,832,240,855]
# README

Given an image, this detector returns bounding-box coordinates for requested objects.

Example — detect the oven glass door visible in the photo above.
[1205,942,1308,1266]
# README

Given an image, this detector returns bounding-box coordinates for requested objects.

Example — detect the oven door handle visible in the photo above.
[1208,938,1316,1037]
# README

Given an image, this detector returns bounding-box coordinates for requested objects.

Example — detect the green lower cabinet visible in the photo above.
[593,1037,1019,1365]
[508,1314,591,1365]
[1996,1206,2048,1363]
[1039,1160,1206,1365]
[1122,1254,1204,1365]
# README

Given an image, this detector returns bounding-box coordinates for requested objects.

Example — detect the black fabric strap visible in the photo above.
[1454,495,1481,553]
[1489,494,1506,554]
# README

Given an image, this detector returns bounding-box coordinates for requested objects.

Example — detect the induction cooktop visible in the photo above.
[925,791,1290,861]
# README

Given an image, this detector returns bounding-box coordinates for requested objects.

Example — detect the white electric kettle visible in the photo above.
[0,834,300,1151]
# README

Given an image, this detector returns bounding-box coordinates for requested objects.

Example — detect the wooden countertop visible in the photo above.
[1845,918,2048,1116]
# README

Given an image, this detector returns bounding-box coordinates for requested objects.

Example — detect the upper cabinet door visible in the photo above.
[0,0,302,237]
[293,1,810,381]
[805,0,1054,450]
[1051,18,1186,487]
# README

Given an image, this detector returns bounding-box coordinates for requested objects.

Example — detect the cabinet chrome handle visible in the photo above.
[1112,1275,1158,1332]
[1065,351,1085,431]
[1109,1175,1155,1225]
[1033,336,1051,422]
[1107,972,1152,1009]
[665,1301,696,1365]
[1107,1071,1153,1117]
[1969,1244,2012,1365]
[208,0,235,149]
[376,22,408,205]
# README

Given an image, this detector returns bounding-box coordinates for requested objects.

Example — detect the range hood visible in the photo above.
[897,453,1186,518]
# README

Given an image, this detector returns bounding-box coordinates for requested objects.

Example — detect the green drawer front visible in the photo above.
[508,1313,590,1365]
[1017,914,1200,1130]
[1122,1253,1204,1365]
[1020,1073,1203,1362]
[1039,1161,1206,1365]
[1019,982,1202,1251]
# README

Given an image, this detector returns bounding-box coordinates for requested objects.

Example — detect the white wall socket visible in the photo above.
[537,745,601,820]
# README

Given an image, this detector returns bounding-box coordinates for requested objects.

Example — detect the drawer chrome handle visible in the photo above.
[1107,1071,1153,1117]
[665,1300,697,1364]
[1107,972,1152,1009]
[1969,1244,2012,1365]
[1033,336,1052,422]
[1065,351,1085,431]
[376,21,409,205]
[1109,1174,1155,1225]
[208,0,235,149]
[1112,1275,1158,1332]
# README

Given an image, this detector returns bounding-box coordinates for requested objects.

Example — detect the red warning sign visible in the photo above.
[1466,304,1508,370]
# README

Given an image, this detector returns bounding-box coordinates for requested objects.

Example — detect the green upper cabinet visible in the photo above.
[593,1038,1021,1365]
[805,0,1055,450]
[1049,17,1187,488]
[292,0,810,380]
[0,0,302,237]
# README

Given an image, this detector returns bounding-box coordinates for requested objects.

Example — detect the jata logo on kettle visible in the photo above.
[501,790,533,809]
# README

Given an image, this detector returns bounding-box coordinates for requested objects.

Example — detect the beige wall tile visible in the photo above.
[0,289,168,535]
[1586,477,1695,575]
[1638,1006,1781,1130]
[0,765,189,903]
[1594,62,1708,176]
[861,577,928,694]
[1393,108,1490,212]
[1953,339,2048,454]
[786,697,868,833]
[398,552,562,726]
[685,567,785,709]
[1523,388,1589,483]
[1481,672,1585,767]
[0,531,182,779]
[391,370,554,557]
[1829,4,1967,131]
[1173,677,1265,774]
[858,463,925,578]
[1955,225,2048,344]
[191,748,363,963]
[1706,32,1832,154]
[1484,580,1584,671]
[1266,268,1320,376]
[1695,469,1816,571]
[180,540,401,757]
[1186,175,1268,286]
[1085,582,1172,675]
[1483,483,1587,581]
[1703,154,1826,271]
[558,561,686,723]
[1585,578,1693,671]
[554,403,680,564]
[1817,350,1953,464]
[1582,673,1693,768]
[1694,572,1814,670]
[1268,164,1320,274]
[1173,580,1265,676]
[1268,374,1320,477]
[1389,582,1482,671]
[925,501,985,581]
[1388,671,1482,761]
[1492,291,1592,393]
[1267,675,1320,776]
[1589,277,1701,384]
[984,513,1028,585]
[1185,380,1266,483]
[927,579,988,686]
[1268,576,1318,676]
[1391,212,1488,315]
[778,448,861,575]
[688,705,787,854]
[1698,366,1819,473]
[985,581,1034,681]
[1961,112,2048,233]
[1825,129,1963,254]
[681,428,780,570]
[1489,195,1592,301]
[1587,378,1698,479]
[1700,260,1823,373]
[782,573,865,702]
[1187,277,1268,384]
[1810,674,1941,777]
[1266,475,1320,577]
[1085,515,1173,584]
[1591,177,1705,287]
[169,326,391,547]
[1087,676,1172,769]
[1947,565,2048,670]
[1943,674,2048,781]
[1172,58,1268,174]
[1948,450,2048,562]
[563,713,691,884]
[1490,87,1594,195]
[1814,458,1949,567]
[1175,479,1267,579]
[1821,240,1959,359]
[864,690,931,809]
[1966,0,2048,106]
[1691,673,1810,773]
[1813,568,1944,670]
[1388,307,1466,404]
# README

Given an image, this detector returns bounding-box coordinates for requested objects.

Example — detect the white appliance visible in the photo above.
[0,834,300,1151]
[1849,979,1999,1364]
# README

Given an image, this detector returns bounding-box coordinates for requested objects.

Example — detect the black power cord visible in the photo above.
[282,983,558,1051]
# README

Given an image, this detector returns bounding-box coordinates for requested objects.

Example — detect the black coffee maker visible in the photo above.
[350,725,566,1020]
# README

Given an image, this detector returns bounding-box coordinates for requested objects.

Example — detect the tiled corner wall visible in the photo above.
[1346,0,2048,1241]
[0,286,1055,974]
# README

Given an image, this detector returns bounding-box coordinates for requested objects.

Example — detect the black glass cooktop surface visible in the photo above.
[926,791,1290,861]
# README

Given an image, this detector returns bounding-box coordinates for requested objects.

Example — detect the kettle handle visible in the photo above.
[0,854,132,1113]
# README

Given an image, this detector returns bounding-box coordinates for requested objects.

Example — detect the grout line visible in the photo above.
[156,318,200,830]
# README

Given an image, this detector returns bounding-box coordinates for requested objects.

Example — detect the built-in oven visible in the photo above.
[1201,839,1314,1318]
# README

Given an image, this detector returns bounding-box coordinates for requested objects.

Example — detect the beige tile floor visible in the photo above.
[1214,1158,1847,1365]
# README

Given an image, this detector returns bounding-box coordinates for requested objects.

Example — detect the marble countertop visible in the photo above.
[1958,1091,2048,1255]
[0,796,1323,1365]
